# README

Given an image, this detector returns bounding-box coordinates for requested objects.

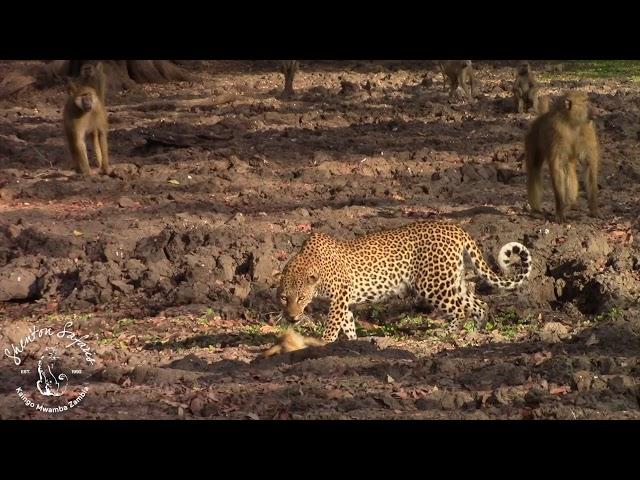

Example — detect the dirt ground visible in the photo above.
[0,60,639,420]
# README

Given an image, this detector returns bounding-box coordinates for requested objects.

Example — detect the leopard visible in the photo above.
[275,221,532,342]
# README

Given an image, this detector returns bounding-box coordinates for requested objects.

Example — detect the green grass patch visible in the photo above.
[368,304,387,321]
[463,320,476,333]
[357,312,433,338]
[239,323,288,337]
[594,306,624,323]
[196,316,210,327]
[538,60,640,82]
[34,313,93,324]
[296,321,324,338]
[485,309,535,339]
[117,318,135,328]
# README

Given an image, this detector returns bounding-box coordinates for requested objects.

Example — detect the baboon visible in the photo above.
[576,119,600,217]
[78,61,107,104]
[421,75,434,88]
[62,83,110,176]
[439,60,476,102]
[362,79,373,96]
[438,62,448,91]
[262,328,326,357]
[339,78,359,95]
[512,62,539,113]
[281,60,299,98]
[537,94,550,115]
[525,91,599,222]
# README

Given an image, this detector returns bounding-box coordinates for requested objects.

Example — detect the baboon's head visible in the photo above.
[518,62,530,75]
[562,91,590,126]
[80,61,103,80]
[81,64,94,78]
[68,83,97,113]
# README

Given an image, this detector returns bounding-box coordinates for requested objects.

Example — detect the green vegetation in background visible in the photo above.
[540,60,640,82]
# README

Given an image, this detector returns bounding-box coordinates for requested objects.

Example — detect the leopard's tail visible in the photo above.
[464,236,532,290]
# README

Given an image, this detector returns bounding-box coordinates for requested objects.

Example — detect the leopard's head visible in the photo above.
[275,256,320,322]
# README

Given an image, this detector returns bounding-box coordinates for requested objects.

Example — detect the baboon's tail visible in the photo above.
[463,235,532,290]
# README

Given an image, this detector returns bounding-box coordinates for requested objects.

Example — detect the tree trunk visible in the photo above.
[0,60,195,100]
[31,60,195,102]
[47,60,193,89]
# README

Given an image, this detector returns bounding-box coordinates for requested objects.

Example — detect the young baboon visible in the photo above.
[362,79,373,96]
[525,91,599,222]
[262,328,326,357]
[512,62,539,113]
[339,78,359,96]
[62,82,110,176]
[281,60,299,98]
[439,60,476,102]
[79,61,107,104]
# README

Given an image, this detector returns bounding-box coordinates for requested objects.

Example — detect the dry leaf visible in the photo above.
[72,230,84,236]
[549,385,571,395]
[392,389,409,399]
[168,179,181,185]
[532,350,552,366]
[246,412,260,420]
[521,408,534,419]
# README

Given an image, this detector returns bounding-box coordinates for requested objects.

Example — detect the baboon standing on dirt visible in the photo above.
[513,62,539,113]
[439,60,476,101]
[281,60,299,98]
[63,83,110,176]
[525,91,600,222]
